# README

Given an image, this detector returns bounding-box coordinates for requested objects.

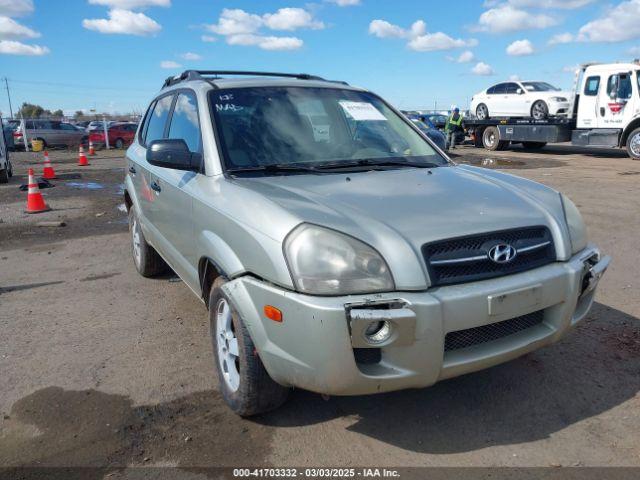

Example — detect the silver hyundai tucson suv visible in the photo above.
[124,70,610,416]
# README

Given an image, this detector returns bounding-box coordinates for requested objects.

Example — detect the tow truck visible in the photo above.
[465,62,640,160]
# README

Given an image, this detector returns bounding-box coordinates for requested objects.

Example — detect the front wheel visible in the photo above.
[115,138,124,149]
[476,104,489,120]
[210,278,290,416]
[0,167,8,184]
[531,101,549,120]
[626,127,640,160]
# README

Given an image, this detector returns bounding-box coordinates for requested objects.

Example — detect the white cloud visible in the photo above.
[0,39,48,55]
[456,50,475,63]
[472,62,494,75]
[368,19,406,38]
[263,7,324,31]
[88,0,170,8]
[82,9,161,36]
[548,32,574,45]
[484,0,594,8]
[0,16,40,39]
[629,46,640,56]
[205,7,320,50]
[562,64,579,73]
[577,0,640,43]
[180,51,201,60]
[226,33,303,50]
[509,74,521,81]
[201,34,216,42]
[506,39,534,56]
[326,0,360,5]
[369,19,477,52]
[160,60,181,68]
[476,5,557,33]
[0,0,34,17]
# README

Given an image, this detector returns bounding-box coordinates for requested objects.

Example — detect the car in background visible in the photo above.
[13,120,87,149]
[89,122,137,149]
[87,120,116,132]
[0,117,13,183]
[471,81,571,120]
[409,117,446,150]
[428,114,448,130]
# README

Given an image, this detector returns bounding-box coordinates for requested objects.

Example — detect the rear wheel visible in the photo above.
[531,101,549,120]
[115,138,124,149]
[482,126,509,151]
[210,278,290,416]
[0,167,8,183]
[625,127,640,160]
[522,141,547,149]
[476,103,489,120]
[128,206,168,277]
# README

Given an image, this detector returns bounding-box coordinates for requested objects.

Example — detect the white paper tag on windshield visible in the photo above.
[339,101,386,121]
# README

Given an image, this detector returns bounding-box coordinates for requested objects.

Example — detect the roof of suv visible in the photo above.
[160,70,365,93]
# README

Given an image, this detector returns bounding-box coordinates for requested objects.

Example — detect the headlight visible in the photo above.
[284,224,394,295]
[561,194,587,254]
[551,96,568,102]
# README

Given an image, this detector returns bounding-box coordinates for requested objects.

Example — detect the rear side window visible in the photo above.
[584,76,600,96]
[167,92,201,152]
[144,95,174,145]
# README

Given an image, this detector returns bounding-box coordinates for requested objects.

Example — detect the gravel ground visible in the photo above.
[0,145,638,478]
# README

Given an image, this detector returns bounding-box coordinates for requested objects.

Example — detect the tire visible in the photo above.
[7,159,12,178]
[35,137,47,148]
[482,126,507,151]
[0,167,8,184]
[625,127,640,160]
[476,103,489,120]
[115,138,124,149]
[128,207,168,277]
[210,278,290,416]
[531,101,549,120]
[522,142,547,150]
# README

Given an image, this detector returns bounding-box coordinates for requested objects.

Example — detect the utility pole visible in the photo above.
[4,77,13,119]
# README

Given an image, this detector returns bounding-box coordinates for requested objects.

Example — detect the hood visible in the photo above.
[236,165,570,289]
[536,90,572,100]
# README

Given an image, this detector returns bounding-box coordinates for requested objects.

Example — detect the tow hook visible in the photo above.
[581,254,611,297]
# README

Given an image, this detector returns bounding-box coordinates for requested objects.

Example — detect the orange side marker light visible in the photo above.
[264,305,283,322]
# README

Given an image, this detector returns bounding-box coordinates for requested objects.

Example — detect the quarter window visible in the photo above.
[168,92,201,152]
[145,94,174,145]
[584,76,600,96]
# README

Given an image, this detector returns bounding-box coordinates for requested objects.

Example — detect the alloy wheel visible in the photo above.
[216,298,240,392]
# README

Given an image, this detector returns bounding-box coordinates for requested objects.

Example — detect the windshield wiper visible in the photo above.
[226,163,320,175]
[315,158,440,171]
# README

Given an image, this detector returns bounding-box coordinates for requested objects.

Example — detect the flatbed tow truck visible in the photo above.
[464,62,640,160]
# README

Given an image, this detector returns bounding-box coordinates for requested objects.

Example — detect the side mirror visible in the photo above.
[146,139,201,172]
[516,88,524,95]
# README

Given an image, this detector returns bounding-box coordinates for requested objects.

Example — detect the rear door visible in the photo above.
[147,90,201,286]
[490,83,508,116]
[577,75,600,129]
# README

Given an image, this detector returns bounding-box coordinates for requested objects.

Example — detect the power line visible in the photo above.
[4,77,13,118]
[7,78,155,93]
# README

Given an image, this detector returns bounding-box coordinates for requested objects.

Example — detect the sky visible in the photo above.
[1,0,640,116]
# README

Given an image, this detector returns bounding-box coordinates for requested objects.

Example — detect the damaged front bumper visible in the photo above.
[222,246,610,396]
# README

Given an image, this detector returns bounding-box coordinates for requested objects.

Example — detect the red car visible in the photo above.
[89,122,138,149]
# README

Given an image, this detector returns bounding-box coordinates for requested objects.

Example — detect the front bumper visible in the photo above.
[223,246,610,395]
[548,100,571,116]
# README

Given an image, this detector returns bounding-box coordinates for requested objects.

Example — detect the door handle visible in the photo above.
[150,181,161,192]
[128,165,136,174]
[600,107,605,116]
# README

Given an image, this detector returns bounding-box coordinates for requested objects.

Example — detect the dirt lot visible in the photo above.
[1,144,639,477]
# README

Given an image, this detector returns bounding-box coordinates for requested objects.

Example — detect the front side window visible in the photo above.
[210,87,446,170]
[607,73,632,99]
[168,92,201,152]
[145,94,174,145]
[504,83,520,94]
[584,76,600,96]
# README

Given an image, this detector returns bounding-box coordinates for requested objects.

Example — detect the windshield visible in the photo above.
[210,87,446,171]
[521,82,560,92]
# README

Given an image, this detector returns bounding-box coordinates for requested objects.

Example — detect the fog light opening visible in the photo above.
[364,320,392,344]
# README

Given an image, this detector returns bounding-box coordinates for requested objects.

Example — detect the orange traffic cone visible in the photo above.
[42,151,57,179]
[78,145,89,166]
[25,168,51,214]
[88,140,96,156]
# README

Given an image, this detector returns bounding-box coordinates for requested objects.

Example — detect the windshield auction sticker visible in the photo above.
[339,101,387,121]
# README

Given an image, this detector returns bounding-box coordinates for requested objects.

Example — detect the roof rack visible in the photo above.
[162,70,346,89]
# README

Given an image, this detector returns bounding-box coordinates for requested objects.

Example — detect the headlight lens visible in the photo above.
[284,224,394,295]
[561,194,588,254]
[551,96,568,102]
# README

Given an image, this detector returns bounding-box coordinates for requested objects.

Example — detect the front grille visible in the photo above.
[423,226,555,287]
[444,310,545,352]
